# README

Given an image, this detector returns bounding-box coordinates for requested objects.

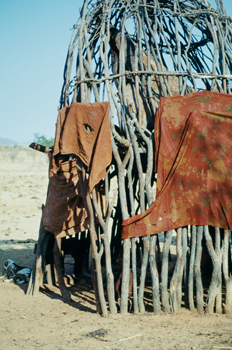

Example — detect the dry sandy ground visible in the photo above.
[0,146,232,350]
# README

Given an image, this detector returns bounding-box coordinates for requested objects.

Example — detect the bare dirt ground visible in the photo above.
[0,146,232,350]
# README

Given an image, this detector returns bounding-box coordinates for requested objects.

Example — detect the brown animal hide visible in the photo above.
[41,101,111,238]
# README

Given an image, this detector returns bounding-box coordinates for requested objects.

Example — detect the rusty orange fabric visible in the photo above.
[53,101,111,193]
[121,91,232,239]
[41,101,111,238]
[41,153,90,238]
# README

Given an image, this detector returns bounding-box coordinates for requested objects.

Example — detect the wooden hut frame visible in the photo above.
[28,0,232,315]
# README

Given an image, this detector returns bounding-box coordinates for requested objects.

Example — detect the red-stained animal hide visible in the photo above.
[121,91,232,239]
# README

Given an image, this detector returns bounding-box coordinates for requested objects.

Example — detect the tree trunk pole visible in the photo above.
[91,186,117,315]
[204,226,222,314]
[215,228,222,314]
[195,226,204,314]
[26,226,45,296]
[53,237,71,300]
[170,228,182,312]
[222,229,232,313]
[43,232,55,286]
[78,166,108,316]
[177,227,188,309]
[138,237,149,313]
[101,231,117,314]
[132,238,139,314]
[91,256,102,314]
[188,226,196,311]
[161,230,172,313]
[86,198,108,316]
[120,239,131,314]
[183,227,189,308]
[149,235,161,314]
[111,142,131,315]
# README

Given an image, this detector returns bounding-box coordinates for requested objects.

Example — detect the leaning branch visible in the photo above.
[29,142,52,154]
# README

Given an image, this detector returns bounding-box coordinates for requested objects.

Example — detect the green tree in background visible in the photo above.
[34,133,54,148]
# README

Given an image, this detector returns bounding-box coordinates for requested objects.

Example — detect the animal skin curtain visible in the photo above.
[41,101,112,238]
[121,91,232,239]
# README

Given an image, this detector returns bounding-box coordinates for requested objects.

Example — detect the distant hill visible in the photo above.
[0,137,18,145]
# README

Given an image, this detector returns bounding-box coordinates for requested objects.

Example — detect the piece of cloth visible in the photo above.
[41,101,111,238]
[53,101,112,193]
[41,153,89,238]
[121,91,232,239]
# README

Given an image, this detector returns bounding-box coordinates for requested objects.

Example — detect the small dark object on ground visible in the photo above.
[3,259,31,284]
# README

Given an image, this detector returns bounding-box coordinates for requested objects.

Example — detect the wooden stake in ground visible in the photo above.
[195,226,204,314]
[222,229,232,313]
[204,226,222,314]
[149,235,161,314]
[78,165,108,316]
[188,226,196,311]
[53,237,71,301]
[170,228,182,313]
[161,230,172,313]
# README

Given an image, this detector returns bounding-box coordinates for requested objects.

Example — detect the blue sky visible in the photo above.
[0,0,232,144]
[0,0,82,144]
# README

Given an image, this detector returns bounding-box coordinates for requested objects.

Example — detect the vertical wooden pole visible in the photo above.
[204,226,222,314]
[176,227,188,308]
[111,141,131,315]
[222,229,232,313]
[170,228,182,312]
[161,230,172,313]
[26,226,45,296]
[78,166,108,316]
[91,253,102,314]
[149,235,161,314]
[188,226,196,311]
[92,185,117,315]
[121,239,131,314]
[132,238,139,314]
[195,226,204,314]
[86,195,108,315]
[138,237,149,313]
[53,237,71,300]
[215,228,222,314]
[101,230,117,314]
[183,227,189,308]
[43,232,55,286]
[27,202,50,296]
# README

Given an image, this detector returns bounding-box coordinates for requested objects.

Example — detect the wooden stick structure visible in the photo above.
[29,142,51,154]
[27,0,232,316]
